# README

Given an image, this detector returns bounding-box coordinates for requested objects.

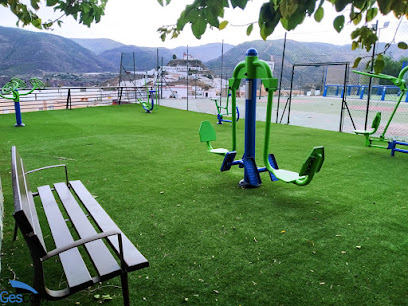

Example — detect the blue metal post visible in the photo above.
[323,85,328,97]
[381,86,386,101]
[14,91,24,127]
[360,86,365,99]
[242,49,258,187]
[243,78,258,160]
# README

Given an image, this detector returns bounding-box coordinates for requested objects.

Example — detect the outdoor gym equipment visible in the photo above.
[141,89,157,113]
[138,76,158,113]
[211,89,240,125]
[0,77,45,127]
[353,66,408,156]
[199,49,325,188]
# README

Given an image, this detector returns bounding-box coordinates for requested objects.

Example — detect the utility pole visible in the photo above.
[220,39,224,102]
[186,45,189,111]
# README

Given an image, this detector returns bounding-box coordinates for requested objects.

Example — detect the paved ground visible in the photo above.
[160,95,408,140]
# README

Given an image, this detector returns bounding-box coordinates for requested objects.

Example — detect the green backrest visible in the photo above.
[199,121,216,143]
[299,146,325,176]
[371,112,381,130]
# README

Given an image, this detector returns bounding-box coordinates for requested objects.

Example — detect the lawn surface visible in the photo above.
[0,104,407,305]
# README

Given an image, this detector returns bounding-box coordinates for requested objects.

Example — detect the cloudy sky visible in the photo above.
[0,0,404,48]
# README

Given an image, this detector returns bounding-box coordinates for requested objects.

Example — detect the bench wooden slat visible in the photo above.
[12,147,47,252]
[70,180,149,271]
[38,185,93,290]
[54,182,121,279]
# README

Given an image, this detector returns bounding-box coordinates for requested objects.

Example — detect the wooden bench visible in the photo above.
[11,146,149,305]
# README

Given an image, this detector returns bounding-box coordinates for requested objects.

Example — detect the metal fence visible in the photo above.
[0,86,151,113]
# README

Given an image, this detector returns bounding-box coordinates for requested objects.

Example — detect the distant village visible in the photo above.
[119,52,275,99]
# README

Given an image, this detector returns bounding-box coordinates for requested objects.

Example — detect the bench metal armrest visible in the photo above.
[26,164,69,187]
[41,230,122,261]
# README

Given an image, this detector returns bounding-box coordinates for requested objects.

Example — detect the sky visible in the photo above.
[0,0,405,48]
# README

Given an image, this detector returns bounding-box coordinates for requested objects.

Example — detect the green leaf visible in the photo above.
[219,20,228,30]
[351,41,358,50]
[351,28,360,39]
[230,0,248,9]
[353,0,366,10]
[352,12,362,25]
[30,0,40,10]
[279,0,298,18]
[374,54,384,74]
[334,0,350,12]
[377,0,392,15]
[246,23,253,36]
[398,42,408,49]
[314,7,323,22]
[191,18,207,39]
[280,9,305,31]
[32,18,42,29]
[352,57,362,68]
[157,0,163,6]
[46,0,58,6]
[333,15,345,33]
[365,7,377,22]
[258,3,280,39]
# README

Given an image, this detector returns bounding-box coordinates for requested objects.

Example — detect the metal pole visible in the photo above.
[365,20,378,129]
[221,40,224,104]
[339,63,349,132]
[186,45,189,111]
[156,48,159,70]
[133,52,136,86]
[287,65,295,124]
[160,57,163,104]
[119,53,123,86]
[276,32,287,123]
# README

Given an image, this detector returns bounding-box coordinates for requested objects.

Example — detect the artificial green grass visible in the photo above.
[0,104,408,305]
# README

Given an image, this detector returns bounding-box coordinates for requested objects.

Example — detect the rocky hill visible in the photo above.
[0,26,116,76]
[71,38,125,55]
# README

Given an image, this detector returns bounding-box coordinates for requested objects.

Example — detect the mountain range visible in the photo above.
[0,26,405,84]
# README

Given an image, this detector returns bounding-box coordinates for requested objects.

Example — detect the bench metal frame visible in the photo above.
[11,146,148,305]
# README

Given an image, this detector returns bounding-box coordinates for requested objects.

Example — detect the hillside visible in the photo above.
[71,38,125,55]
[205,39,405,88]
[99,46,174,71]
[98,43,233,71]
[1,26,404,87]
[0,26,116,76]
[171,43,234,62]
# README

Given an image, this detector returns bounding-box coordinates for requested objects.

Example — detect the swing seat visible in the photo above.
[354,112,381,135]
[267,147,325,183]
[199,121,228,155]
[272,169,301,182]
[211,148,229,154]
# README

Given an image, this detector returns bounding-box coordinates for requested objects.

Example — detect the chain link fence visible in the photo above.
[155,19,408,141]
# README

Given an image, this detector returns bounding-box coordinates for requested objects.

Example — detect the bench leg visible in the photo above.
[13,221,18,241]
[121,272,130,306]
[30,293,41,306]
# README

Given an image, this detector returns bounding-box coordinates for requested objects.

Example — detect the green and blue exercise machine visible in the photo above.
[199,49,325,188]
[211,88,240,125]
[138,76,159,113]
[353,66,408,156]
[0,77,45,127]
